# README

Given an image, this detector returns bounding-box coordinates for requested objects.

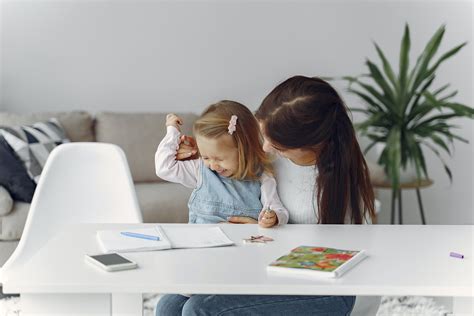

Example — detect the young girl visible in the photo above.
[155,100,288,227]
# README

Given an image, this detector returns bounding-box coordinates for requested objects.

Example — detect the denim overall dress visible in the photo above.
[188,160,263,223]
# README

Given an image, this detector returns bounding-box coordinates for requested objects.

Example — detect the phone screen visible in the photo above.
[90,253,132,266]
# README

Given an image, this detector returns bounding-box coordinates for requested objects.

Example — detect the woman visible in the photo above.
[156,76,380,315]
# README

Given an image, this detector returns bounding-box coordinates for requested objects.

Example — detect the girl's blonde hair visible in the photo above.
[193,100,273,180]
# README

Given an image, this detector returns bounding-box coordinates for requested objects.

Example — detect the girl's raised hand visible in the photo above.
[166,113,183,131]
[176,135,199,160]
[258,209,278,228]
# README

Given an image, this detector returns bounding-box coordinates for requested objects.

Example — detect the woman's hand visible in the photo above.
[176,135,199,160]
[226,216,258,224]
[258,209,278,228]
[166,113,183,131]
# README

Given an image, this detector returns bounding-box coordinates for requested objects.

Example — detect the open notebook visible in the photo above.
[97,226,234,253]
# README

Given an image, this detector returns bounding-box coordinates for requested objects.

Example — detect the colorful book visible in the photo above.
[267,246,367,278]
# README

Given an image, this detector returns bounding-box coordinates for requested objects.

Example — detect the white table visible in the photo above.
[3,224,473,315]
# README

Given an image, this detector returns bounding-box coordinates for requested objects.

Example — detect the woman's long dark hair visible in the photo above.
[256,75,375,224]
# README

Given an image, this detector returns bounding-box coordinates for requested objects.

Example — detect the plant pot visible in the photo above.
[399,161,419,184]
[375,143,418,184]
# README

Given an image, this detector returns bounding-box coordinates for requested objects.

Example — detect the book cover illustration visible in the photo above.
[269,246,360,272]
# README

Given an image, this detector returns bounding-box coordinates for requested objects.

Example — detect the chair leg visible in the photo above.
[416,188,427,224]
[391,190,396,224]
[398,189,403,224]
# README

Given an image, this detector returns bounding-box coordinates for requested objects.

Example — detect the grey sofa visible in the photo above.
[0,110,198,266]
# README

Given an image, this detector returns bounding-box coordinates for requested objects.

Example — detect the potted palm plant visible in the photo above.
[340,24,473,192]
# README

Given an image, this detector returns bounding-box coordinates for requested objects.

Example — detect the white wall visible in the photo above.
[1,0,473,224]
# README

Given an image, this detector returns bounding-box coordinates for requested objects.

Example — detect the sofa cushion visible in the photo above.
[0,202,29,240]
[0,118,70,183]
[0,135,37,202]
[95,112,198,183]
[0,186,13,216]
[135,182,192,223]
[0,111,95,142]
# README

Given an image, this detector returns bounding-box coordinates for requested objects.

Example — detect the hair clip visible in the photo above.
[228,115,238,135]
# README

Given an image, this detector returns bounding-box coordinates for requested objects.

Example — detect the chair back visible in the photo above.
[2,142,142,273]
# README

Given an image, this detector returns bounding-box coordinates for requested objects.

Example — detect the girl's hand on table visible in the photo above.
[258,209,278,228]
[226,216,258,224]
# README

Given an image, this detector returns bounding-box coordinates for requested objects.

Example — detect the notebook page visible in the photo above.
[97,226,171,253]
[162,226,234,248]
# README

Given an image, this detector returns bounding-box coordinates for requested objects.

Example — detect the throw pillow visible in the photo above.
[0,118,70,183]
[0,135,37,202]
[0,185,14,216]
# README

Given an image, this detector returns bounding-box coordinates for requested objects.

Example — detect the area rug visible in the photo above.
[0,294,450,315]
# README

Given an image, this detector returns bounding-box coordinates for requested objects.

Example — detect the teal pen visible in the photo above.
[120,231,160,241]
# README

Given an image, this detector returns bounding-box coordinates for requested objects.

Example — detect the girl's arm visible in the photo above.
[260,173,289,225]
[155,126,200,189]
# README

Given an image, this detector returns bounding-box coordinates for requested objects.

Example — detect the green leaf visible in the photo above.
[409,25,446,92]
[399,24,411,94]
[439,90,458,102]
[355,81,398,116]
[428,42,467,76]
[348,88,386,113]
[366,59,396,105]
[414,114,462,130]
[442,103,474,118]
[423,91,443,111]
[341,75,360,81]
[414,142,428,179]
[349,108,372,115]
[406,133,428,179]
[437,130,469,143]
[356,112,386,131]
[444,165,453,183]
[429,134,452,155]
[421,141,453,183]
[432,84,450,96]
[367,133,387,142]
[406,74,435,116]
[374,42,398,90]
[407,103,435,123]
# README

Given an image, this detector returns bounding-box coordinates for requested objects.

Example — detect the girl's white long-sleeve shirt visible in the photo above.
[155,126,289,225]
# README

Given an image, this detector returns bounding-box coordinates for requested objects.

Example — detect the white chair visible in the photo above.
[1,142,142,276]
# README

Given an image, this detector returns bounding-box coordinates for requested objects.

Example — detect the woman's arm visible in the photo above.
[176,135,199,160]
[155,126,200,188]
[259,173,289,226]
